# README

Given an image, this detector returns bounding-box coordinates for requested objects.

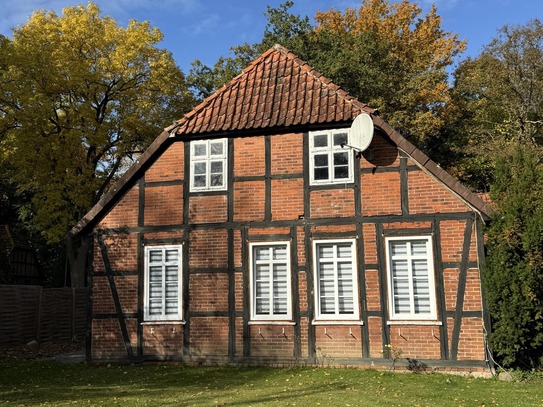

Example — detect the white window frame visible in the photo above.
[385,236,437,321]
[190,138,228,192]
[249,241,292,321]
[313,239,359,321]
[309,128,353,185]
[144,245,183,321]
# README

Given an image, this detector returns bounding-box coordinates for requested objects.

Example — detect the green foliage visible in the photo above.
[449,19,543,191]
[0,4,195,244]
[484,146,543,369]
[188,0,464,147]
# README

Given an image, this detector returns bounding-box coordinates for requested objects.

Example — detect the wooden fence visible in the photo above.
[0,285,87,345]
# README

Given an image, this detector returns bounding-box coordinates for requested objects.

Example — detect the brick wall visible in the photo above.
[87,129,488,370]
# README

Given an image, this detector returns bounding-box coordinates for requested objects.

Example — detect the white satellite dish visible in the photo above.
[345,113,374,153]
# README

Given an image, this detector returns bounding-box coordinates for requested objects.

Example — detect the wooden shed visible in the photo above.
[70,45,493,372]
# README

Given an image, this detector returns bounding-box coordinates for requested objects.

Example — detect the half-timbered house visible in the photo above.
[70,45,493,372]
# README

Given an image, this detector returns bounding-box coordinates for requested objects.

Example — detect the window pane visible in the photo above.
[334,152,349,167]
[320,297,335,314]
[256,281,270,297]
[412,260,428,277]
[413,277,429,296]
[165,250,178,263]
[337,262,352,279]
[313,134,328,148]
[194,162,206,175]
[314,167,329,180]
[334,166,349,179]
[338,279,353,297]
[319,262,335,279]
[149,299,162,315]
[165,283,178,297]
[149,250,162,263]
[318,245,334,259]
[210,174,223,187]
[391,241,407,256]
[394,296,411,314]
[165,299,178,315]
[149,266,162,282]
[273,246,287,260]
[194,144,206,156]
[210,161,223,173]
[149,284,162,298]
[333,132,348,146]
[319,279,335,297]
[414,297,431,314]
[255,264,270,280]
[314,154,328,167]
[337,244,352,258]
[392,260,408,277]
[193,175,206,187]
[338,297,354,314]
[255,247,270,261]
[411,241,427,256]
[273,298,287,314]
[273,264,287,281]
[256,298,270,314]
[210,141,224,155]
[165,266,178,281]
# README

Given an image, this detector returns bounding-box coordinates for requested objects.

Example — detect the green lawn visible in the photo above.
[1,360,542,406]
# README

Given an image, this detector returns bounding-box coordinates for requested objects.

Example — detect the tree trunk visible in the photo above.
[66,235,90,288]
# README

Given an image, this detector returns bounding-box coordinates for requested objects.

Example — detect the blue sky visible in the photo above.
[0,0,541,73]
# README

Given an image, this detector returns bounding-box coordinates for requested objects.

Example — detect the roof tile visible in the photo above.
[174,44,371,136]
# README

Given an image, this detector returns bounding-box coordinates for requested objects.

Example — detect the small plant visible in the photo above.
[382,344,403,371]
[315,347,335,367]
[407,358,427,373]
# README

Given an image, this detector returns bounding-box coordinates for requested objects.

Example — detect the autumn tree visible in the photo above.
[312,0,465,145]
[0,4,195,285]
[189,0,465,146]
[448,19,543,190]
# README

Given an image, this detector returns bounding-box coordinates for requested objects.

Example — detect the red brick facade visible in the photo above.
[72,45,491,372]
[84,129,490,371]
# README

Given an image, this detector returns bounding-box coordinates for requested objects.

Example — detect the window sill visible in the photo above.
[248,321,296,326]
[312,320,364,325]
[141,321,186,325]
[387,320,442,326]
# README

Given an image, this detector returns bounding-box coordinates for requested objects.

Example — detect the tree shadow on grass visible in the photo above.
[0,361,353,406]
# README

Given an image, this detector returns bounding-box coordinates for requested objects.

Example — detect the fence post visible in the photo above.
[36,286,43,343]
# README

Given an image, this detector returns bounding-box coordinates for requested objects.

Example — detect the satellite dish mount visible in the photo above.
[342,113,374,158]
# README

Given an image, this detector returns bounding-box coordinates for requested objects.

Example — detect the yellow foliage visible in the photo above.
[314,0,466,143]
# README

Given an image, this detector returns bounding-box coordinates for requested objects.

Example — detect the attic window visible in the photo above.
[309,129,354,185]
[190,138,228,192]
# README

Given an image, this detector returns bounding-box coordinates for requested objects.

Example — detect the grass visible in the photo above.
[1,360,543,406]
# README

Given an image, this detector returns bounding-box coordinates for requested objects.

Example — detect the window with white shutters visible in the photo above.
[190,138,227,191]
[309,129,353,185]
[144,245,182,321]
[313,240,359,320]
[386,237,437,320]
[250,242,291,320]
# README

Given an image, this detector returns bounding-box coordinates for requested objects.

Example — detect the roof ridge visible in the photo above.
[273,44,372,114]
[175,44,373,135]
[176,47,281,132]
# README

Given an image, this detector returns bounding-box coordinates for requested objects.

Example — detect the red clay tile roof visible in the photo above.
[173,44,374,136]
